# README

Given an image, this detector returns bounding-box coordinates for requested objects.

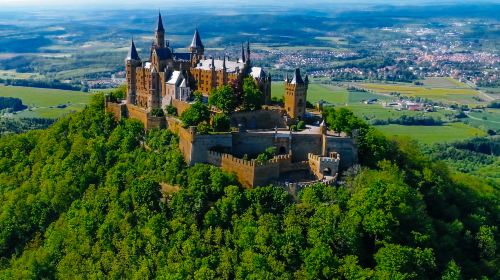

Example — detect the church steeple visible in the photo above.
[156,12,165,32]
[154,12,165,48]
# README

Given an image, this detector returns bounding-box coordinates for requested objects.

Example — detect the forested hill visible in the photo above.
[0,94,498,279]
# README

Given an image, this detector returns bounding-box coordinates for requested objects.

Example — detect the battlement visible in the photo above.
[308,153,339,163]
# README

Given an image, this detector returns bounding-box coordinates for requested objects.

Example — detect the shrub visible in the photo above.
[213,113,231,132]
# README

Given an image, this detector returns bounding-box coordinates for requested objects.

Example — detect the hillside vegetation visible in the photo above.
[0,95,498,279]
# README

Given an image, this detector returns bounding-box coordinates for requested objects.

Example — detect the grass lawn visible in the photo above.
[0,85,92,118]
[272,83,349,104]
[375,122,486,144]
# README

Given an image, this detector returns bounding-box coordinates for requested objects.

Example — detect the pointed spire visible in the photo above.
[246,40,250,61]
[304,74,309,84]
[211,56,215,70]
[156,12,165,32]
[241,43,246,63]
[291,68,304,84]
[285,73,289,83]
[222,55,226,70]
[127,38,140,61]
[189,28,204,50]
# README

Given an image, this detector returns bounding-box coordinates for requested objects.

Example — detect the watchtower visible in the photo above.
[284,68,308,120]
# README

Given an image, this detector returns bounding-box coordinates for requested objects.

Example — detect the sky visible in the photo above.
[1,0,495,10]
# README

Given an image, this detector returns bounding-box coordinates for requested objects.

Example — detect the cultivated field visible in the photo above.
[354,80,481,104]
[0,85,92,118]
[271,82,493,143]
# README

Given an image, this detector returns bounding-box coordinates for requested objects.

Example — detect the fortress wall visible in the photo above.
[231,109,286,129]
[220,154,256,188]
[253,163,280,187]
[146,115,166,130]
[232,133,276,157]
[324,136,358,171]
[207,151,223,166]
[178,127,196,163]
[291,134,323,161]
[126,104,149,126]
[190,133,233,165]
[166,117,183,134]
[105,102,124,120]
[172,99,191,115]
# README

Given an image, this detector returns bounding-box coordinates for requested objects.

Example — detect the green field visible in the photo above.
[272,82,490,143]
[465,109,500,131]
[375,123,487,144]
[0,85,92,118]
[354,81,481,104]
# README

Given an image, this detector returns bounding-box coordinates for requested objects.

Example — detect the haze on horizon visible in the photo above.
[0,0,496,10]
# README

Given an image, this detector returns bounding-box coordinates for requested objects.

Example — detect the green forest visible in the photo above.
[0,94,498,279]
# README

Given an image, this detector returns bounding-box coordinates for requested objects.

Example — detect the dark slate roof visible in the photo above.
[291,68,304,84]
[155,48,172,60]
[173,52,191,61]
[127,39,140,61]
[189,28,204,49]
[156,12,165,32]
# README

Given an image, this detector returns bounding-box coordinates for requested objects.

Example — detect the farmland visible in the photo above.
[353,79,482,105]
[272,81,495,143]
[0,85,92,118]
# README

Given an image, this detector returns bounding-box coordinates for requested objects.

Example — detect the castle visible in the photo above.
[106,13,358,189]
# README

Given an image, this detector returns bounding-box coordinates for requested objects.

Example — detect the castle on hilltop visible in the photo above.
[124,12,273,115]
[106,13,358,190]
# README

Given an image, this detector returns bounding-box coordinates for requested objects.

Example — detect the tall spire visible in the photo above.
[189,28,204,54]
[291,68,304,84]
[211,56,215,70]
[222,55,226,70]
[285,73,289,83]
[127,38,140,61]
[246,40,250,62]
[156,12,165,32]
[241,43,246,63]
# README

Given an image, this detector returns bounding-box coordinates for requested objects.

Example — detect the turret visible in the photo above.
[154,12,165,48]
[126,39,141,105]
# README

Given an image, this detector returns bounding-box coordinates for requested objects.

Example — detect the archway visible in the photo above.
[323,167,332,176]
[279,146,287,155]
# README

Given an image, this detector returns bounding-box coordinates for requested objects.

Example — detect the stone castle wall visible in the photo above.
[323,136,358,171]
[105,102,124,120]
[172,99,191,115]
[291,134,323,161]
[231,109,286,129]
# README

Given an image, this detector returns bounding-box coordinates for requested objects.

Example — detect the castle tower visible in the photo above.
[126,39,141,105]
[148,67,161,109]
[154,12,165,48]
[189,28,204,67]
[284,68,308,120]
